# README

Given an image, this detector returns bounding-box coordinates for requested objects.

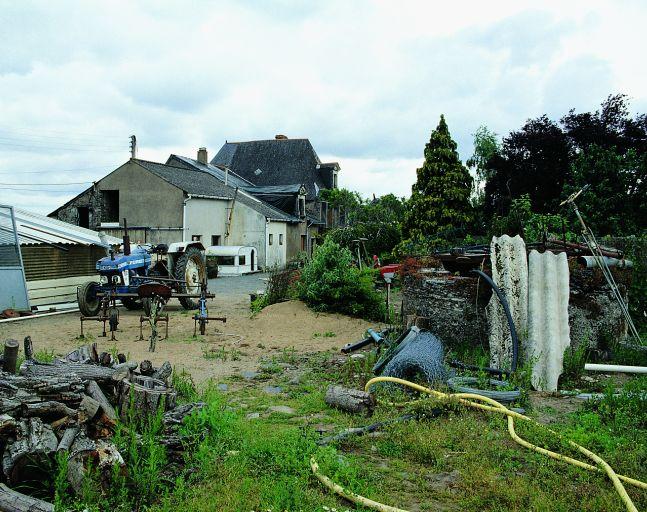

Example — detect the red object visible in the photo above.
[378,264,401,278]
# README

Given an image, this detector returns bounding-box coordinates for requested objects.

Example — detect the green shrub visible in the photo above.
[296,238,386,321]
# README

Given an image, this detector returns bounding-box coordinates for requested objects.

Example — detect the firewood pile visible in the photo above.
[0,337,205,512]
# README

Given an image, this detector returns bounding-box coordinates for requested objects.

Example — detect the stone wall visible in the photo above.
[402,265,631,353]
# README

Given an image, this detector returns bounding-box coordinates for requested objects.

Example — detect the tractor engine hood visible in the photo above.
[97,247,151,272]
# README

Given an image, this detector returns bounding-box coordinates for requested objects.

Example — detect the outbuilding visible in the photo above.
[3,206,120,309]
[206,245,257,276]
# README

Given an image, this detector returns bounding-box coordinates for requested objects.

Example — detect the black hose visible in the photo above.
[471,269,519,372]
[448,360,510,377]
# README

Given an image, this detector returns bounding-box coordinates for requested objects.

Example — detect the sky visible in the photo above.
[1,0,646,215]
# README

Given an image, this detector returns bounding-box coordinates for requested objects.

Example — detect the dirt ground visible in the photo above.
[0,295,380,384]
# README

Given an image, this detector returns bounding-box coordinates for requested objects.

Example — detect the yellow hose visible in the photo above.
[310,376,646,512]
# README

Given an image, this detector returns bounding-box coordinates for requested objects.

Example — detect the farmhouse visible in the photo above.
[49,157,307,269]
[49,137,340,270]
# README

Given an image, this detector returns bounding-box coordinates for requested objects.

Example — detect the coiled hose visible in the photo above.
[311,376,646,512]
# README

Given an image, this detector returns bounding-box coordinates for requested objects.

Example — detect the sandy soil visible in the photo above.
[0,298,379,383]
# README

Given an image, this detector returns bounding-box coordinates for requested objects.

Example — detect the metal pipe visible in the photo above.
[585,363,647,374]
[577,256,633,269]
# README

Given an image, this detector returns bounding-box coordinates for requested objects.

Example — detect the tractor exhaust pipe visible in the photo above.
[123,218,131,256]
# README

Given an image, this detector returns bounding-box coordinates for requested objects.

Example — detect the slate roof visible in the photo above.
[166,155,254,189]
[211,138,329,200]
[133,160,234,199]
[135,160,299,223]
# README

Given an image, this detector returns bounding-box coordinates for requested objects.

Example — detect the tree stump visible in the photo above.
[324,385,375,416]
[0,483,54,512]
[117,376,176,421]
[2,418,58,485]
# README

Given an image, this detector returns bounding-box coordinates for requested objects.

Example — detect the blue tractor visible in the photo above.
[77,220,207,317]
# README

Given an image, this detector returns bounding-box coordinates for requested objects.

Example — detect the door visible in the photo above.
[250,249,255,271]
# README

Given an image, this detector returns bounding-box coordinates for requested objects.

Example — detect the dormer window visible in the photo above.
[333,171,338,189]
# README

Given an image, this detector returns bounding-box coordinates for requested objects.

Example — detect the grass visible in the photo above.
[41,344,647,511]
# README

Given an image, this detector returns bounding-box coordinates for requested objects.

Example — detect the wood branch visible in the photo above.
[152,361,172,383]
[85,380,116,421]
[21,401,76,421]
[324,385,375,416]
[20,361,120,384]
[2,340,19,375]
[0,483,54,512]
[118,376,176,420]
[2,418,58,485]
[139,360,154,376]
[57,426,80,452]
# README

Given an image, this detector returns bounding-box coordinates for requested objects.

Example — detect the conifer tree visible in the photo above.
[402,115,473,248]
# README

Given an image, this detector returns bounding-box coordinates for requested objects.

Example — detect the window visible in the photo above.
[298,197,306,218]
[320,201,328,227]
[279,234,283,245]
[100,190,119,222]
[219,256,235,266]
[239,255,246,265]
[211,235,221,246]
[269,234,274,245]
[77,206,90,228]
[301,234,307,251]
[191,235,201,242]
[333,172,338,189]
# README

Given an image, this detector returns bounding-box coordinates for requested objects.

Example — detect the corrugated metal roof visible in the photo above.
[2,207,121,248]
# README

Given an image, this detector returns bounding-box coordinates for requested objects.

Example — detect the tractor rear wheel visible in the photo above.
[174,247,205,310]
[78,281,101,317]
[121,297,142,311]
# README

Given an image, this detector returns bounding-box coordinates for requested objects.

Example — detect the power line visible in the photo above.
[0,181,92,186]
[0,126,124,139]
[0,136,124,150]
[0,165,114,175]
[0,141,124,152]
[2,187,88,192]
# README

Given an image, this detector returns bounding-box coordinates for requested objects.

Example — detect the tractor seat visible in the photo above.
[153,243,169,255]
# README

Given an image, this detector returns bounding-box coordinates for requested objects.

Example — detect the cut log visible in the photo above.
[85,380,117,421]
[2,418,58,485]
[2,340,19,375]
[0,483,54,512]
[57,426,80,452]
[118,376,176,420]
[61,343,98,364]
[20,360,119,384]
[0,415,17,437]
[22,337,33,362]
[67,434,125,495]
[152,361,172,383]
[324,385,375,416]
[139,360,154,376]
[117,353,127,364]
[98,352,112,367]
[21,401,76,421]
[78,395,101,423]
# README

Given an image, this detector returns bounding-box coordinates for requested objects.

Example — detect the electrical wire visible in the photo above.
[0,181,92,186]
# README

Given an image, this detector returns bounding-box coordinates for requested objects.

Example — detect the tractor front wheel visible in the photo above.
[78,281,101,317]
[174,247,205,310]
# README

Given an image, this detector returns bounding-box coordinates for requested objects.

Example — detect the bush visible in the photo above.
[296,238,386,321]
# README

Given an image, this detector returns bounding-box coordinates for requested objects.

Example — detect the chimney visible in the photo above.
[275,134,288,140]
[197,147,208,164]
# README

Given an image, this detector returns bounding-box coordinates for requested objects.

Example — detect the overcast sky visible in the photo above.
[1,0,646,215]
